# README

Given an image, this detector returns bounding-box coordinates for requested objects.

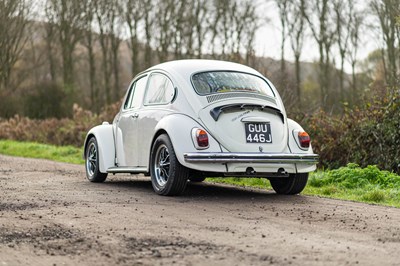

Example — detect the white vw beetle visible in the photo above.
[83,60,318,196]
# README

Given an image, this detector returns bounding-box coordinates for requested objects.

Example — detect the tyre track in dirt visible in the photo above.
[0,155,399,265]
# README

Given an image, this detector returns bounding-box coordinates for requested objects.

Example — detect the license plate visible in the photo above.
[245,123,272,143]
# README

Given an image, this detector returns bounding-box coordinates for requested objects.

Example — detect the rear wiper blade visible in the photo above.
[210,103,284,123]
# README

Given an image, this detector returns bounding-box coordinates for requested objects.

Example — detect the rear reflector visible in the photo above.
[298,131,310,148]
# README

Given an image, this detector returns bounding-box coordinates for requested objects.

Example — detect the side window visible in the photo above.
[123,76,148,110]
[144,73,175,105]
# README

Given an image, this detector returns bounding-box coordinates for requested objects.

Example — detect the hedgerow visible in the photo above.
[0,95,399,173]
[0,102,120,147]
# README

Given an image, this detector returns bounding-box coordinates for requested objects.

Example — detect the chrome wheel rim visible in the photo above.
[154,144,170,187]
[86,142,97,177]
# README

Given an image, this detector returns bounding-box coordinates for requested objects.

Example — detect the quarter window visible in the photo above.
[123,83,135,110]
[123,76,148,110]
[144,73,175,105]
[131,77,148,108]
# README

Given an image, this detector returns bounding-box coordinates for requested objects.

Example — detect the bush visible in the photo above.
[361,189,386,203]
[310,163,400,189]
[300,96,400,172]
[23,82,71,119]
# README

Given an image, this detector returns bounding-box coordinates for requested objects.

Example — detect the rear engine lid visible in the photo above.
[198,102,288,153]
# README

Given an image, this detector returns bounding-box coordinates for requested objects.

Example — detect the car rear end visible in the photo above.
[181,68,318,177]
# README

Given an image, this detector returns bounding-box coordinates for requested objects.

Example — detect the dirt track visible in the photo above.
[0,155,399,265]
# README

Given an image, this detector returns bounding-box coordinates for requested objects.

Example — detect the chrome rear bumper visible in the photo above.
[183,152,319,164]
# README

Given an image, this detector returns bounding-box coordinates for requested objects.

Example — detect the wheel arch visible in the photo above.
[148,114,223,171]
[147,129,168,171]
[83,133,95,159]
[83,124,115,173]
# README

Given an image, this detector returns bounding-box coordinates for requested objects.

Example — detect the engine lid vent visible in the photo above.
[206,92,276,105]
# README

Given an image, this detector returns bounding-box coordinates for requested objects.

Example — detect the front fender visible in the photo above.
[83,123,115,173]
[153,114,226,172]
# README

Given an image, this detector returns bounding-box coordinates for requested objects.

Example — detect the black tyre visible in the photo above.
[85,137,108,183]
[189,176,206,183]
[270,173,308,195]
[150,134,189,196]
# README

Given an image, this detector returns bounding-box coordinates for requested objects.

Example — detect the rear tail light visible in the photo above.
[298,131,311,148]
[196,129,209,147]
[192,128,209,149]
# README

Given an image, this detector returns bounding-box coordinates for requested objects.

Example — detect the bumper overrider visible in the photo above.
[183,152,319,164]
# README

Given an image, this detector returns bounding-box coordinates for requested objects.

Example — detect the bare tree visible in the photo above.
[43,8,58,83]
[143,0,154,68]
[303,0,336,110]
[232,0,259,61]
[94,0,112,105]
[82,0,98,111]
[125,0,144,76]
[333,0,352,104]
[46,0,85,92]
[275,0,289,74]
[110,2,123,102]
[208,0,258,62]
[241,1,259,66]
[286,0,305,108]
[370,0,399,89]
[155,0,175,62]
[347,6,364,106]
[219,0,235,59]
[181,0,209,58]
[172,0,187,59]
[95,0,123,104]
[0,0,29,91]
[209,0,226,58]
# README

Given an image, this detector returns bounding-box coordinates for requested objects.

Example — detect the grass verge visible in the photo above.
[0,140,398,208]
[209,163,400,208]
[0,139,83,164]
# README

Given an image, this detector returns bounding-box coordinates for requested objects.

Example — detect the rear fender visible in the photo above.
[153,114,226,172]
[83,124,115,173]
[287,118,317,173]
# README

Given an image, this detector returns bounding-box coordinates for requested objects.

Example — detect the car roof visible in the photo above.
[145,59,262,79]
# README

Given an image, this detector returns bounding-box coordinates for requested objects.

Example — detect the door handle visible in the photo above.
[131,113,139,119]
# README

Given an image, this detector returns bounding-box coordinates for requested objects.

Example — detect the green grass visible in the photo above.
[209,163,400,208]
[0,140,84,164]
[0,140,399,208]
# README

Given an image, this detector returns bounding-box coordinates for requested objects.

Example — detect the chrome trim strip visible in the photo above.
[184,153,319,164]
[107,167,148,173]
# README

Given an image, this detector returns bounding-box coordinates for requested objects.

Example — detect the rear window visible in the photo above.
[191,71,275,97]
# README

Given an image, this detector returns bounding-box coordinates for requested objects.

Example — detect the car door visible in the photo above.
[136,72,176,167]
[116,75,148,167]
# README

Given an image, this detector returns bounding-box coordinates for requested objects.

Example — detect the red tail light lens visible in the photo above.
[298,131,310,148]
[196,129,209,147]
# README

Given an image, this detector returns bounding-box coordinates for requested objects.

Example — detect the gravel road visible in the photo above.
[0,155,399,265]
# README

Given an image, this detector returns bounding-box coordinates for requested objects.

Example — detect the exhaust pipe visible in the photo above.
[277,168,288,176]
[246,167,256,175]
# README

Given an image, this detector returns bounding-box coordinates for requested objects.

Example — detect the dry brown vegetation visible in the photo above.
[0,102,120,147]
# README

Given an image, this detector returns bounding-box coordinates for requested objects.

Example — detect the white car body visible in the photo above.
[84,60,318,196]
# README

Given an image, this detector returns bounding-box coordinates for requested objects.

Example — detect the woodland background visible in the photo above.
[0,0,399,172]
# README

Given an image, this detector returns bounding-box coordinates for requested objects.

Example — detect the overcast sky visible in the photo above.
[254,1,380,72]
